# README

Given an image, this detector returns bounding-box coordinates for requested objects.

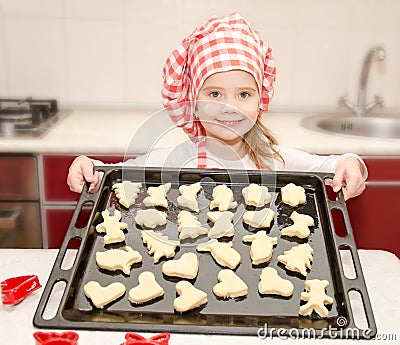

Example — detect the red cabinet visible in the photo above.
[346,157,400,257]
[41,155,123,248]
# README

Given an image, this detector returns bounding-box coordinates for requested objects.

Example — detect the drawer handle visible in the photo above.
[0,209,21,230]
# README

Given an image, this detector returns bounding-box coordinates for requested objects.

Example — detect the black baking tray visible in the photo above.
[34,167,376,339]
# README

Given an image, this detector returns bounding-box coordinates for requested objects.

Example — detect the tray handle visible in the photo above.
[323,175,377,338]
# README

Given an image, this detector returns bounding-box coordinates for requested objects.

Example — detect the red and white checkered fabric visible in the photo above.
[162,12,276,146]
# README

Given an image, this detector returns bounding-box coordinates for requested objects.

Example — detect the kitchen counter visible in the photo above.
[0,108,400,155]
[0,249,399,344]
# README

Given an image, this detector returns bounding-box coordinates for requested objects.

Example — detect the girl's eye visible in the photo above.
[209,91,220,98]
[239,92,250,99]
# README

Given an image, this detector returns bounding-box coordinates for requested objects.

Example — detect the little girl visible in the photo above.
[68,13,366,200]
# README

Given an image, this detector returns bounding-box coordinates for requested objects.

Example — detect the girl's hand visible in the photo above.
[67,155,100,193]
[331,157,366,200]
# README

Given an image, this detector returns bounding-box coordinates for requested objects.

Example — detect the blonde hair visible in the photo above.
[243,117,284,169]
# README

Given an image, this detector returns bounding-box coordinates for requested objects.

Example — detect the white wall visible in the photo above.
[0,0,399,110]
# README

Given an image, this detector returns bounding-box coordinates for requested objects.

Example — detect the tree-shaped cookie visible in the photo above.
[281,211,314,239]
[141,230,179,263]
[177,182,202,212]
[196,239,241,269]
[277,243,313,276]
[259,267,294,297]
[213,269,248,298]
[207,211,235,238]
[242,208,275,228]
[174,281,208,312]
[143,183,171,208]
[112,181,142,208]
[242,231,278,265]
[281,183,306,207]
[128,271,165,304]
[299,279,333,317]
[95,209,128,244]
[177,210,207,240]
[242,183,271,207]
[135,209,167,229]
[209,184,238,211]
[96,246,142,275]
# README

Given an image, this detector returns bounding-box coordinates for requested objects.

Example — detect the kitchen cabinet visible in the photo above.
[345,157,400,257]
[40,154,123,248]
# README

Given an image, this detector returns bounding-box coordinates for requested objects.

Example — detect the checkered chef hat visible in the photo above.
[161,12,276,143]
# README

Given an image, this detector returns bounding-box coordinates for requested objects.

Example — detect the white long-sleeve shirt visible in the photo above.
[93,140,367,178]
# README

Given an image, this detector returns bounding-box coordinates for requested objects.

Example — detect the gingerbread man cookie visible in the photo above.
[177,182,202,212]
[207,211,235,238]
[128,271,164,304]
[84,281,126,309]
[143,183,171,208]
[96,246,142,275]
[135,209,167,229]
[242,231,278,265]
[162,252,199,279]
[209,184,238,212]
[177,210,207,240]
[95,209,128,244]
[281,211,314,239]
[196,239,241,269]
[242,208,275,228]
[141,230,179,263]
[112,181,142,208]
[278,243,313,276]
[258,267,294,297]
[212,269,248,299]
[174,281,207,312]
[299,279,333,317]
[242,183,271,207]
[281,183,306,207]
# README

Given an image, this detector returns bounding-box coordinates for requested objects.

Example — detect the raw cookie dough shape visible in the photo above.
[177,210,208,240]
[196,239,241,269]
[84,281,126,309]
[281,211,314,239]
[162,252,199,279]
[112,181,142,208]
[95,209,128,244]
[143,183,172,208]
[258,267,294,297]
[177,182,202,212]
[243,208,275,228]
[135,209,167,229]
[299,279,334,318]
[242,183,271,207]
[281,183,307,207]
[212,269,248,298]
[209,184,238,212]
[96,246,142,275]
[277,243,313,277]
[141,230,180,263]
[174,280,208,312]
[242,231,278,265]
[128,271,164,304]
[207,211,235,238]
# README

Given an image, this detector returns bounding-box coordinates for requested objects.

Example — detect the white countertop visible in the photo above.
[0,108,400,156]
[0,249,399,344]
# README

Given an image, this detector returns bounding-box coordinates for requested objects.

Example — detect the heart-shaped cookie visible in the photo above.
[162,252,199,279]
[174,280,207,312]
[258,267,294,297]
[212,269,248,298]
[128,271,164,304]
[84,281,126,308]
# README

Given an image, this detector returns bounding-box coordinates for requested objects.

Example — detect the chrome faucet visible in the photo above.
[339,46,385,117]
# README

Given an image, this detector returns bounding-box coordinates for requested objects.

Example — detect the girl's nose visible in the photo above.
[222,102,238,115]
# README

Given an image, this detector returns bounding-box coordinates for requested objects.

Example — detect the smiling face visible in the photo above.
[196,70,260,151]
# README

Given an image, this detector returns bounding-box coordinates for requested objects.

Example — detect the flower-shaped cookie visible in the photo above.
[281,183,306,207]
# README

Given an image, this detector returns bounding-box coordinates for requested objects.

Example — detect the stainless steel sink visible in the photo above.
[300,114,400,139]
